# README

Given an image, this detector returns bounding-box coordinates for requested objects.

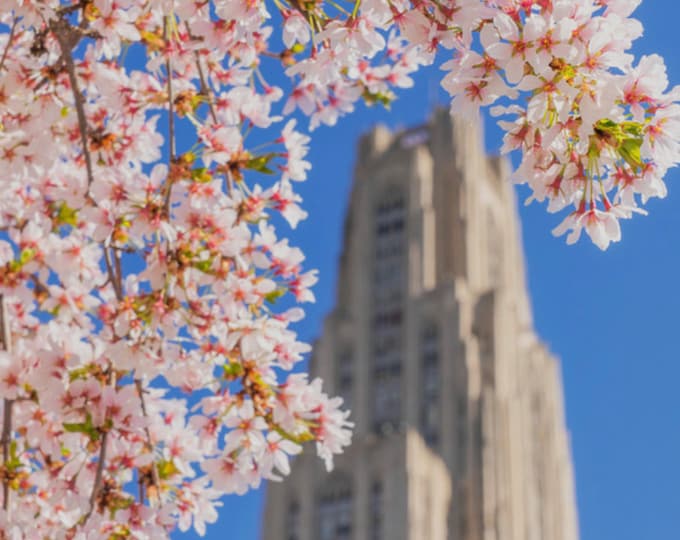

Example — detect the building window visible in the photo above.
[337,346,353,409]
[318,474,353,540]
[372,191,406,433]
[420,323,440,447]
[457,396,467,469]
[286,500,300,540]
[370,480,383,540]
[487,210,503,287]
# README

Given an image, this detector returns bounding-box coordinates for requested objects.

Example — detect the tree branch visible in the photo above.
[194,52,218,123]
[103,247,123,301]
[1,400,12,517]
[114,250,123,298]
[0,295,13,518]
[0,18,18,74]
[56,0,90,17]
[82,370,115,523]
[163,17,176,216]
[51,19,96,190]
[135,379,161,504]
[84,428,109,522]
[185,22,218,124]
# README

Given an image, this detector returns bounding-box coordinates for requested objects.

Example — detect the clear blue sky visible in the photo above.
[182,2,680,538]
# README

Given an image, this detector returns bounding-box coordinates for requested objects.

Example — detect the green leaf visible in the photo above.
[245,153,277,175]
[271,423,314,445]
[190,167,212,183]
[156,459,179,480]
[10,247,36,272]
[361,89,393,108]
[619,137,643,171]
[56,202,79,227]
[594,118,618,132]
[5,440,22,471]
[63,422,88,433]
[621,121,644,138]
[223,362,244,378]
[63,413,100,442]
[68,366,91,382]
[264,288,286,304]
[193,258,214,273]
[19,248,34,265]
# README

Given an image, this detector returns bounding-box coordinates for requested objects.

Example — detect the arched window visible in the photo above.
[420,323,440,447]
[372,190,406,433]
[317,473,353,540]
[336,346,353,410]
[286,499,300,540]
[487,210,503,287]
[370,480,383,540]
[456,396,467,469]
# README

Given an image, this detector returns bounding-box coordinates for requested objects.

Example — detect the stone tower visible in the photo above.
[261,111,579,540]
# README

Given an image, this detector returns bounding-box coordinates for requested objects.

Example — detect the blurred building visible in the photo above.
[262,111,579,540]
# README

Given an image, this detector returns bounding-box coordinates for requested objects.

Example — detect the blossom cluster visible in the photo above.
[0,1,351,537]
[280,0,680,249]
[0,0,677,538]
[442,0,680,248]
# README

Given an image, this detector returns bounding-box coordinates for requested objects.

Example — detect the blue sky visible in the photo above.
[182,2,680,539]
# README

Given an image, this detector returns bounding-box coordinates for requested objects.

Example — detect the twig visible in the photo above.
[185,22,218,124]
[82,370,115,523]
[0,295,13,518]
[1,400,11,514]
[83,428,109,522]
[164,19,176,162]
[89,432,108,508]
[103,247,123,301]
[28,274,49,299]
[114,250,123,298]
[135,379,161,504]
[51,19,96,189]
[0,18,18,74]
[163,17,176,216]
[138,472,145,503]
[194,53,218,123]
[56,1,90,17]
[226,169,235,196]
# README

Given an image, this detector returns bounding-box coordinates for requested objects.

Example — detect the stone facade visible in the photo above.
[261,111,579,540]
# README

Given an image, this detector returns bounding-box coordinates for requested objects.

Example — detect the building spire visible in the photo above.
[263,114,578,540]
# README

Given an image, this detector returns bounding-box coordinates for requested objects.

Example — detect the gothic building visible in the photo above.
[262,111,579,540]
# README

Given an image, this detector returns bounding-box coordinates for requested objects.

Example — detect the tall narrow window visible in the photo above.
[372,191,406,433]
[336,346,353,410]
[457,396,467,469]
[370,480,383,540]
[487,210,503,287]
[317,474,353,540]
[286,500,300,540]
[420,323,440,447]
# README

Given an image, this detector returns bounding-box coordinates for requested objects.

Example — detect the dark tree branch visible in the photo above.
[0,18,18,74]
[135,379,161,504]
[50,19,96,190]
[0,295,13,518]
[103,247,123,301]
[82,369,115,524]
[163,17,176,216]
[185,22,218,124]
